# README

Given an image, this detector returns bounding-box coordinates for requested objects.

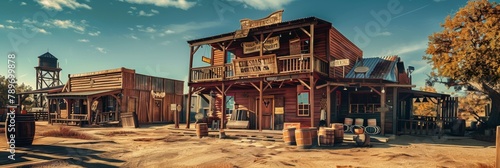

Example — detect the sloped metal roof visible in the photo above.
[345,55,400,82]
[46,89,120,98]
[38,52,57,59]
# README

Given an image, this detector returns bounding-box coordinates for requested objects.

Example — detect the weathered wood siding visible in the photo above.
[329,27,363,78]
[224,83,326,129]
[70,71,122,92]
[213,48,225,66]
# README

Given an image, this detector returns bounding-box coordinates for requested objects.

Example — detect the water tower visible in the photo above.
[34,52,62,107]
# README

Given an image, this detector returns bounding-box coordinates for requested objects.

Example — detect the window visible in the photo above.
[297,92,310,116]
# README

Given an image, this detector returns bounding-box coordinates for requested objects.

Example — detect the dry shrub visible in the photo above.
[103,131,136,136]
[40,127,98,140]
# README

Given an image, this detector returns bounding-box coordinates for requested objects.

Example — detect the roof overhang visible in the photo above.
[46,89,122,99]
[19,85,64,94]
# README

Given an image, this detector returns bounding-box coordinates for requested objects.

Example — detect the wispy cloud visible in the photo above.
[138,9,159,17]
[160,21,220,36]
[35,0,92,11]
[6,25,19,29]
[0,24,4,28]
[123,0,196,10]
[126,34,140,40]
[32,27,50,34]
[21,2,27,6]
[77,39,89,42]
[6,20,18,24]
[228,0,293,10]
[96,47,107,54]
[381,41,427,56]
[139,26,156,33]
[88,31,100,36]
[375,31,392,36]
[52,19,86,33]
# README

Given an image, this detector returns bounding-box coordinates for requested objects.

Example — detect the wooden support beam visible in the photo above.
[278,80,285,88]
[215,86,223,95]
[300,27,311,37]
[316,83,328,90]
[225,40,233,50]
[496,126,499,168]
[392,87,398,137]
[326,84,331,125]
[224,84,233,95]
[368,86,382,95]
[297,79,310,90]
[191,45,201,55]
[259,80,263,132]
[380,87,387,136]
[186,87,193,129]
[221,84,226,129]
[310,75,315,127]
[263,81,272,91]
[329,86,339,94]
[309,24,315,73]
[250,82,260,92]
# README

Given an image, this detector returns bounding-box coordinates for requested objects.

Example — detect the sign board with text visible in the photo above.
[240,10,283,30]
[202,56,211,64]
[243,36,280,54]
[233,54,277,76]
[330,59,350,67]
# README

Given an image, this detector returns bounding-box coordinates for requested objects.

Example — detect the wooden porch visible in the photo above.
[190,54,329,83]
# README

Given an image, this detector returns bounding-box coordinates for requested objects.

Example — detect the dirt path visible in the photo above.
[0,122,496,168]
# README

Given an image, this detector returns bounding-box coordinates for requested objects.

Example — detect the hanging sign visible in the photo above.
[240,10,284,30]
[233,54,277,76]
[243,36,280,54]
[202,56,211,64]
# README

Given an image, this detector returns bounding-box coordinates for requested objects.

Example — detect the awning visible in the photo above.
[46,89,121,99]
[19,85,64,94]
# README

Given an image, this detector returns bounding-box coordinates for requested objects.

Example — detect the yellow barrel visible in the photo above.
[295,128,312,149]
[283,127,296,145]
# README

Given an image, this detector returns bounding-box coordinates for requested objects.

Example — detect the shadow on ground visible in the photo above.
[0,145,125,167]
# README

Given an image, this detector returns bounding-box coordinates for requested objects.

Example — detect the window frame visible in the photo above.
[297,91,310,117]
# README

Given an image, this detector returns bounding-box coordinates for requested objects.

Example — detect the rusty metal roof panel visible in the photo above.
[345,55,400,82]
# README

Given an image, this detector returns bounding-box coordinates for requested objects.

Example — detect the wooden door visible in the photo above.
[153,99,162,122]
[258,97,273,130]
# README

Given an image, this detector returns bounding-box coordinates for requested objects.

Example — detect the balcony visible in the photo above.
[191,54,329,83]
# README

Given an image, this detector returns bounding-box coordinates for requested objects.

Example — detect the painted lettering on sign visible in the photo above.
[233,54,277,76]
[243,36,280,54]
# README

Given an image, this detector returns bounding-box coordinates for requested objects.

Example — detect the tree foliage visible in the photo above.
[413,86,438,116]
[423,0,500,127]
[0,75,33,108]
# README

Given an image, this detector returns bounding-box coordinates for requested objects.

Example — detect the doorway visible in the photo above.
[153,99,162,122]
[256,96,274,130]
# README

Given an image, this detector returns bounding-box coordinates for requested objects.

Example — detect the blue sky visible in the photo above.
[0,0,485,94]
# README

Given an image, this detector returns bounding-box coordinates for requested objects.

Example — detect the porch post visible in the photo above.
[87,97,92,124]
[221,83,226,129]
[326,83,331,125]
[186,45,195,129]
[47,99,52,124]
[310,76,315,127]
[380,87,386,136]
[392,87,398,136]
[310,24,315,72]
[496,126,499,168]
[259,80,263,132]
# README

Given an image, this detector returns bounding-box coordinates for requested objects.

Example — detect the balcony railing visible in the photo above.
[191,54,329,82]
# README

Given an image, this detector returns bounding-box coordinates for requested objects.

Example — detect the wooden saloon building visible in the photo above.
[184,10,457,135]
[45,68,184,125]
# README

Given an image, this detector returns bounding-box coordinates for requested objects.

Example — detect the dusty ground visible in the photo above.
[0,122,496,168]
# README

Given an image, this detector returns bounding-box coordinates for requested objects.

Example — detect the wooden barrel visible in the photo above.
[309,127,318,146]
[318,127,334,146]
[344,118,353,125]
[295,128,312,149]
[331,123,344,144]
[355,118,364,126]
[196,123,208,138]
[367,119,377,126]
[5,114,36,147]
[283,127,296,145]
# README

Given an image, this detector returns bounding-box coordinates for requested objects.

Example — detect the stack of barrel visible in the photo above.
[283,127,296,145]
[196,123,208,138]
[318,127,334,146]
[295,128,312,149]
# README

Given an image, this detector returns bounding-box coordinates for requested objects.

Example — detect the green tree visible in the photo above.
[0,75,33,108]
[424,0,500,127]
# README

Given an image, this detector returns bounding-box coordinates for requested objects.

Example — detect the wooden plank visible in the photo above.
[497,126,499,168]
